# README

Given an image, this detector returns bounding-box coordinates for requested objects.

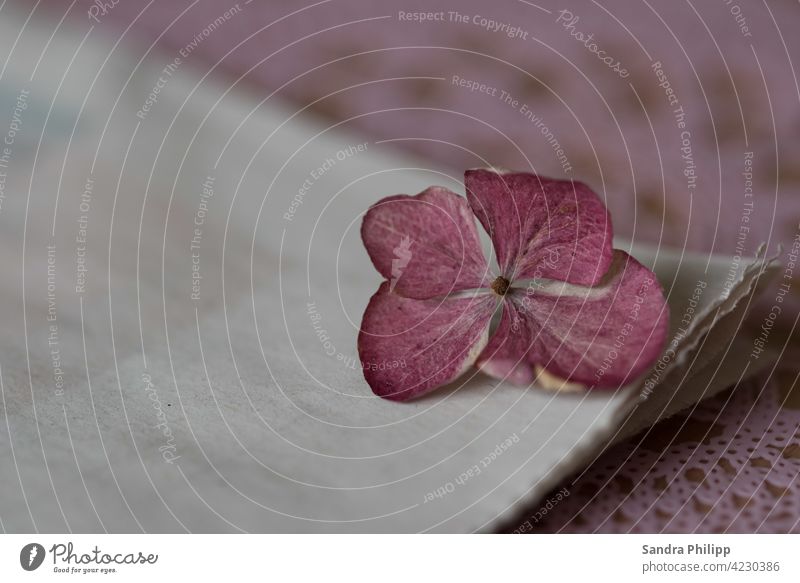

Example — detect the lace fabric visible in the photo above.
[39,0,800,533]
[515,367,799,533]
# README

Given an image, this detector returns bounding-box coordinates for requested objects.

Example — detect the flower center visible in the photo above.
[491,276,511,296]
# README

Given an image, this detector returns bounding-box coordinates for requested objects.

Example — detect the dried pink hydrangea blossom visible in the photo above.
[358,169,669,401]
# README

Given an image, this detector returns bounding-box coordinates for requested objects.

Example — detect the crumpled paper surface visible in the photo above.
[0,10,779,532]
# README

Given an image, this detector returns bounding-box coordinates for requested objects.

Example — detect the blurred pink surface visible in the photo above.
[46,0,800,531]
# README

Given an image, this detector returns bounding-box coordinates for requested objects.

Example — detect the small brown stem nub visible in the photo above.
[491,276,510,296]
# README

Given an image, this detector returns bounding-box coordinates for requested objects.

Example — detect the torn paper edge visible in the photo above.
[478,246,779,533]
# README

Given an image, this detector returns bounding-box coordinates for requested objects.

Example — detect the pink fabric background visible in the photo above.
[43,0,800,532]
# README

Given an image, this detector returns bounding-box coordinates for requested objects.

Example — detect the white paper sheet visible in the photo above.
[0,9,778,532]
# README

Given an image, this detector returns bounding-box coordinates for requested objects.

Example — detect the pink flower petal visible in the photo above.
[477,251,669,388]
[465,168,613,286]
[358,282,497,400]
[361,186,491,299]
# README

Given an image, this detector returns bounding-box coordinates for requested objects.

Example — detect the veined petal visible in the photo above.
[477,251,669,388]
[361,186,491,299]
[358,283,497,400]
[465,168,613,286]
